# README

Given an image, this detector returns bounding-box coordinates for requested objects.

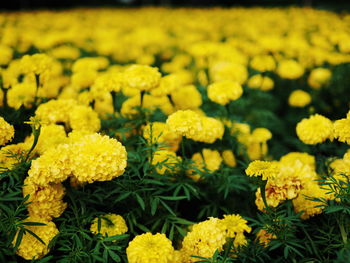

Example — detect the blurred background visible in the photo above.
[0,0,348,11]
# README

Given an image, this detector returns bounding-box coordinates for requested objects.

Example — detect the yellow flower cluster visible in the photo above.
[127,233,175,263]
[90,214,128,237]
[333,110,350,145]
[0,116,14,146]
[296,114,333,145]
[288,90,312,107]
[14,217,59,260]
[207,81,243,105]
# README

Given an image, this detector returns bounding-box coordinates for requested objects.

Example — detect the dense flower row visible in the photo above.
[0,7,349,262]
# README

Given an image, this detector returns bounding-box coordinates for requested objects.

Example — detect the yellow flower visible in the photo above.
[23,177,67,220]
[90,214,128,237]
[151,74,180,97]
[35,99,77,125]
[277,60,304,79]
[308,68,332,89]
[195,116,224,144]
[181,217,226,262]
[333,118,350,145]
[91,72,124,94]
[219,214,251,247]
[14,217,59,260]
[296,114,333,145]
[166,110,203,140]
[68,105,101,133]
[288,90,312,107]
[127,233,175,263]
[190,149,223,181]
[247,74,274,91]
[171,85,202,110]
[143,122,181,152]
[20,53,53,75]
[0,116,14,146]
[124,64,161,91]
[0,143,30,169]
[207,81,243,105]
[151,150,182,174]
[210,62,248,84]
[0,44,13,65]
[7,82,36,109]
[245,160,279,180]
[279,152,315,170]
[250,55,276,72]
[251,128,272,143]
[69,133,127,184]
[222,150,237,167]
[292,181,329,219]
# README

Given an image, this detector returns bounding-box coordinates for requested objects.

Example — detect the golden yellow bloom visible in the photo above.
[151,150,182,174]
[333,118,350,145]
[90,214,128,237]
[23,177,67,220]
[222,150,237,167]
[91,72,124,94]
[166,110,202,140]
[0,116,14,146]
[247,74,274,91]
[49,45,80,60]
[207,81,243,105]
[0,143,29,169]
[190,149,223,181]
[308,68,332,89]
[219,214,251,247]
[296,114,333,145]
[279,152,315,170]
[7,82,36,109]
[288,89,312,107]
[245,160,279,180]
[210,62,248,84]
[28,144,72,186]
[0,44,13,65]
[171,85,202,110]
[124,64,161,91]
[127,233,175,263]
[251,128,272,143]
[195,116,224,144]
[293,181,329,219]
[35,99,77,125]
[277,60,304,79]
[72,57,109,72]
[151,74,180,97]
[181,217,226,262]
[68,105,101,133]
[143,122,181,152]
[69,133,127,183]
[14,217,59,260]
[250,55,276,72]
[20,53,53,75]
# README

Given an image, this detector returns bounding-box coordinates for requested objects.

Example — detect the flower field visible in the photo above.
[0,7,350,262]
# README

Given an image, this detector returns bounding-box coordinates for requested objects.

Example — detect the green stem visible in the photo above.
[25,126,41,162]
[260,180,269,211]
[339,217,348,245]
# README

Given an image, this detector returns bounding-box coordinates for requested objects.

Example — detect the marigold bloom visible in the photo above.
[195,116,224,144]
[20,53,53,75]
[296,114,333,145]
[171,85,202,110]
[14,217,59,260]
[308,67,331,89]
[7,82,36,109]
[90,214,128,237]
[247,74,274,91]
[181,217,226,262]
[219,214,251,247]
[127,233,175,263]
[23,177,67,220]
[0,116,14,146]
[207,81,243,105]
[166,110,202,140]
[333,118,350,145]
[245,160,279,180]
[151,150,182,174]
[222,150,237,167]
[124,64,161,91]
[288,89,311,107]
[277,60,304,79]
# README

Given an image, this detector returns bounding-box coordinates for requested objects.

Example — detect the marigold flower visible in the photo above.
[166,110,202,140]
[14,217,59,260]
[20,53,53,75]
[296,114,333,145]
[247,74,274,91]
[222,150,237,167]
[127,233,175,263]
[181,217,226,262]
[0,116,14,146]
[124,64,161,91]
[219,214,251,247]
[151,150,182,174]
[288,89,311,107]
[23,177,67,220]
[277,59,304,79]
[90,214,128,237]
[308,67,331,89]
[171,85,202,110]
[195,116,224,144]
[207,81,243,105]
[333,118,350,145]
[68,105,101,133]
[245,160,279,180]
